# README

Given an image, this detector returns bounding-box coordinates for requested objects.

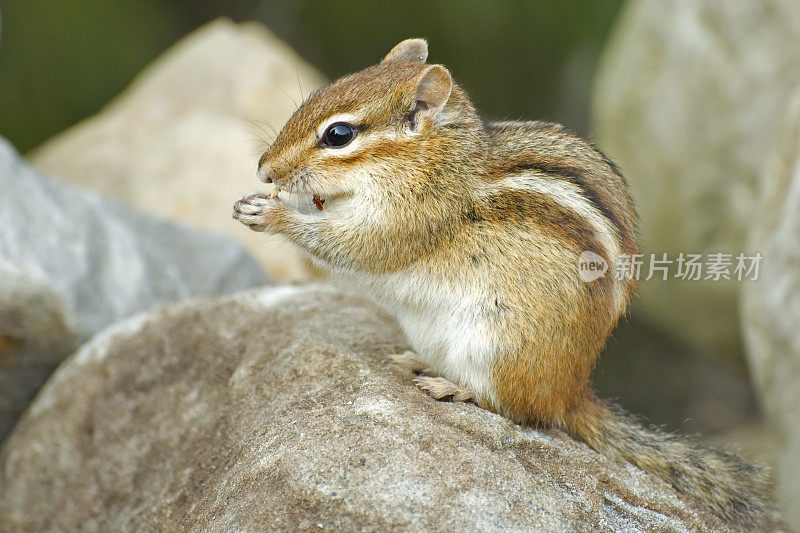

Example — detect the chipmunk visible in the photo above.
[234,39,776,526]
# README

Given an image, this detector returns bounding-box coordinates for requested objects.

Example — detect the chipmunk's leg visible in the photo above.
[386,351,430,373]
[414,376,476,403]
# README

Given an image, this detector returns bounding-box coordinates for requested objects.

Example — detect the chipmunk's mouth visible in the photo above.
[267,185,328,212]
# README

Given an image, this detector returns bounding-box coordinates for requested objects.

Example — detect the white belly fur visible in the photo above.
[357,268,498,402]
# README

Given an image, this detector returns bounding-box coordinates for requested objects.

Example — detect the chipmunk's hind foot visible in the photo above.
[414,376,475,403]
[386,353,476,404]
[386,351,430,373]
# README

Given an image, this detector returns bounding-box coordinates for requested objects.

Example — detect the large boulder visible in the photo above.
[30,18,327,281]
[0,137,268,442]
[0,285,784,532]
[592,0,800,362]
[742,89,800,527]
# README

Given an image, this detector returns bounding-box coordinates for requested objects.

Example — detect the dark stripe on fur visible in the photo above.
[502,161,625,241]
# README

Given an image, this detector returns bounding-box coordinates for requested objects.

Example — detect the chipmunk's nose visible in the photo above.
[258,157,294,189]
[257,152,275,183]
[257,162,278,184]
[256,168,273,183]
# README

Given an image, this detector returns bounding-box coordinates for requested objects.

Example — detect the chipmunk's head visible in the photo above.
[257,38,485,212]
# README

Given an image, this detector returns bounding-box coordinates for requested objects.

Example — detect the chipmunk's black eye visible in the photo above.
[322,122,356,148]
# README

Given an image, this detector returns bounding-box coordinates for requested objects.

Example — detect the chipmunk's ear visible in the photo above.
[382,38,428,64]
[414,65,452,114]
[406,65,452,130]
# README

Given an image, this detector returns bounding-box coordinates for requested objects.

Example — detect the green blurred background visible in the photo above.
[0,0,624,153]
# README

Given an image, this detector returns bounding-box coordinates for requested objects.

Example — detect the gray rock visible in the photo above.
[30,19,326,282]
[742,89,800,528]
[592,0,800,362]
[0,137,268,442]
[0,285,784,532]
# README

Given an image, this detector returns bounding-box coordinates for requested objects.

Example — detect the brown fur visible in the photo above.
[486,121,638,257]
[234,39,779,527]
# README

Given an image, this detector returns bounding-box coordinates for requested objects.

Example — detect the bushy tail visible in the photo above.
[563,394,777,527]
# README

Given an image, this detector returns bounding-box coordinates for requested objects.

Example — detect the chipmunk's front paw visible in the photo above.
[414,376,475,403]
[233,193,285,232]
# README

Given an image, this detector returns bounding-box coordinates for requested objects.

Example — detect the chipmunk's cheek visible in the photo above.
[233,193,289,232]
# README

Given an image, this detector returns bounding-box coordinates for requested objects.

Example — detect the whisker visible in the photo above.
[249,146,269,157]
[295,65,305,102]
[277,83,300,111]
[261,118,280,139]
[248,132,273,147]
[289,179,302,213]
[244,118,276,143]
[302,181,316,213]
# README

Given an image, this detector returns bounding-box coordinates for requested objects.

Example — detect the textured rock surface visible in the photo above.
[0,285,781,532]
[593,0,800,362]
[30,18,326,281]
[0,137,268,442]
[743,89,800,528]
